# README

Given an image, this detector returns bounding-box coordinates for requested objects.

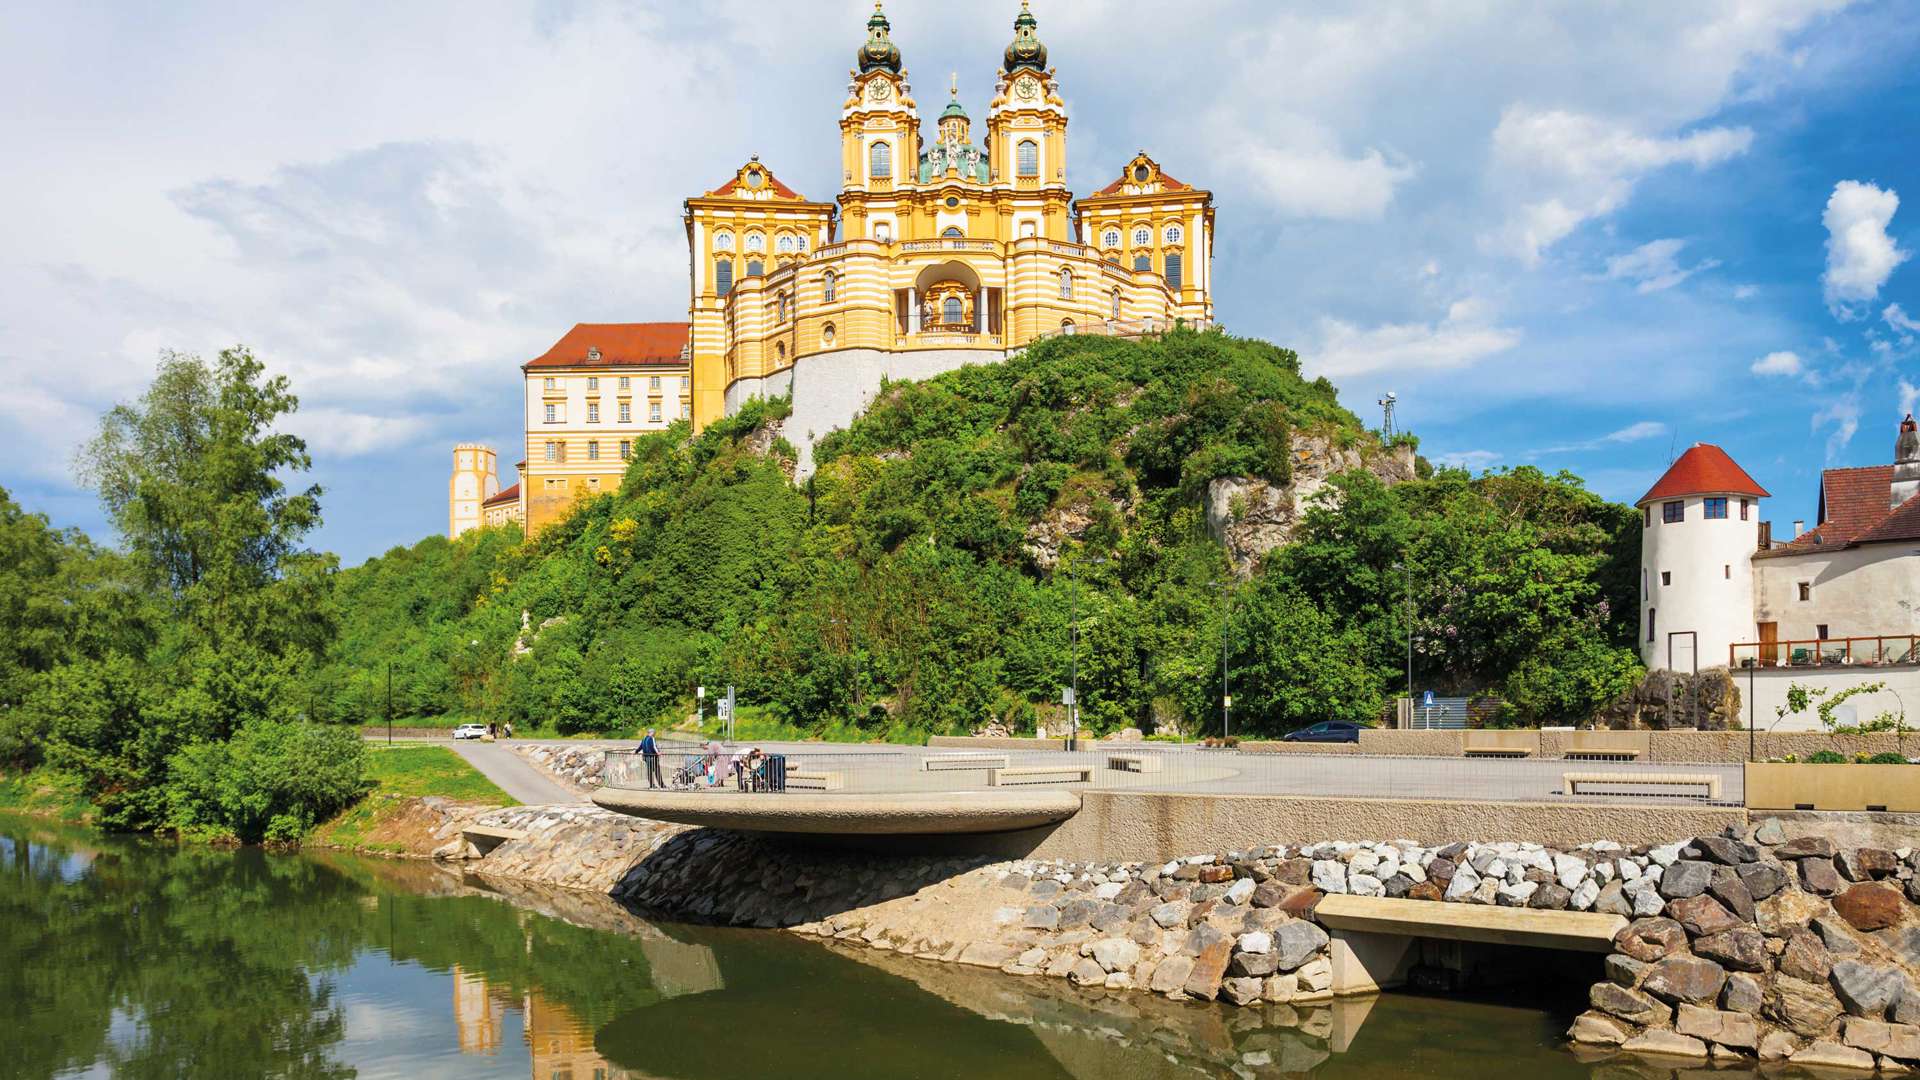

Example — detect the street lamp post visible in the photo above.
[385,662,392,746]
[1210,579,1231,742]
[1068,560,1080,750]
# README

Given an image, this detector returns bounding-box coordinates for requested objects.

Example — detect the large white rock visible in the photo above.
[1570,878,1601,911]
[1349,874,1386,897]
[1237,931,1273,955]
[1094,881,1125,900]
[1445,868,1482,902]
[1312,860,1349,894]
[1224,877,1256,905]
[1649,842,1687,868]
[1554,853,1589,892]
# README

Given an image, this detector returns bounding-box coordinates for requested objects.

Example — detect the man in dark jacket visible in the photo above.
[639,728,664,789]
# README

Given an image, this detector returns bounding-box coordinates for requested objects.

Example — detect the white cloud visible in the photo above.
[1305,298,1521,378]
[1536,419,1668,454]
[1484,109,1752,265]
[1812,396,1861,460]
[1822,180,1909,317]
[1239,142,1418,222]
[1604,238,1721,293]
[1885,303,1920,338]
[1900,380,1919,419]
[1732,284,1760,300]
[1434,449,1502,470]
[1751,350,1805,376]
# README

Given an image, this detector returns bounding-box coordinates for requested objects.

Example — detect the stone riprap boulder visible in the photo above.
[511,743,607,790]
[1570,821,1920,1074]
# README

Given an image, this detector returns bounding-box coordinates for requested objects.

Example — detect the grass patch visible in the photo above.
[0,767,95,825]
[363,745,517,802]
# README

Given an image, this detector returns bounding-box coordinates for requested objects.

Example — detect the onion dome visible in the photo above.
[857,2,902,74]
[940,80,968,121]
[1002,1,1048,73]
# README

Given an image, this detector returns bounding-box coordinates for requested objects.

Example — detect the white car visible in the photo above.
[451,723,490,741]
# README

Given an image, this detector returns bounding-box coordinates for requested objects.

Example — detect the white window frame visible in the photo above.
[619,402,631,423]
[650,375,661,391]
[1016,139,1038,177]
[587,403,599,423]
[1132,226,1151,247]
[649,402,662,423]
[1164,224,1183,245]
[587,440,599,462]
[870,141,892,179]
[1058,267,1073,299]
[1101,228,1120,248]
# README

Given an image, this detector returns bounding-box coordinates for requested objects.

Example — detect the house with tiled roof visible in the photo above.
[1638,415,1920,729]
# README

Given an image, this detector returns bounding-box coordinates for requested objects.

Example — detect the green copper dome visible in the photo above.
[857,2,901,74]
[941,97,969,121]
[1002,1,1047,73]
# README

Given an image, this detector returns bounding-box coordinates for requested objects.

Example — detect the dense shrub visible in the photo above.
[166,720,369,842]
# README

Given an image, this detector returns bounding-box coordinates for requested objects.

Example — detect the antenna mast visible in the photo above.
[1377,392,1398,441]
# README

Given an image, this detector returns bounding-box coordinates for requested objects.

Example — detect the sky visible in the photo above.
[3,0,1918,564]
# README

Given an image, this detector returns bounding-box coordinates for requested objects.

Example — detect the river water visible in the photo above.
[3,817,1774,1079]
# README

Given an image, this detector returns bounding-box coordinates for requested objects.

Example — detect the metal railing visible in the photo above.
[600,743,1744,806]
[1730,634,1920,669]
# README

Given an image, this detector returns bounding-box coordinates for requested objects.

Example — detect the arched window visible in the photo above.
[1165,253,1183,289]
[943,296,962,324]
[822,322,836,346]
[1016,140,1039,177]
[777,234,795,253]
[1132,226,1151,247]
[1019,221,1037,239]
[747,258,764,277]
[746,233,764,252]
[1164,224,1183,245]
[822,270,836,303]
[1058,267,1073,299]
[870,141,892,179]
[777,293,789,322]
[776,342,787,363]
[942,226,963,238]
[1101,228,1120,248]
[715,259,734,296]
[1110,289,1122,319]
[1060,318,1075,335]
[1133,254,1151,272]
[715,233,734,252]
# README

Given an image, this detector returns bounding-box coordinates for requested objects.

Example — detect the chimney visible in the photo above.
[1793,520,1806,538]
[1758,521,1772,550]
[1892,413,1920,509]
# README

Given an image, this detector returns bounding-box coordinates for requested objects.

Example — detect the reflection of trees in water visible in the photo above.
[0,823,667,1080]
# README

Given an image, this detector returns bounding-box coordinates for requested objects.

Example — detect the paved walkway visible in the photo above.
[445,741,586,805]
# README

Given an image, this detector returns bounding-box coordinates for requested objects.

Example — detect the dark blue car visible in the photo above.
[1282,721,1363,743]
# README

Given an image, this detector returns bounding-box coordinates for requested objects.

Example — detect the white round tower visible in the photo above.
[1637,443,1769,673]
[448,443,500,539]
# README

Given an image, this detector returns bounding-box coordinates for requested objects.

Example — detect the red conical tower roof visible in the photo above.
[1637,443,1769,505]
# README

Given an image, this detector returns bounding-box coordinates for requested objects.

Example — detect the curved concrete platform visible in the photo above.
[591,788,1081,835]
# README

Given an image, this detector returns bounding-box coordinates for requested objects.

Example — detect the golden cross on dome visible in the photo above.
[950,72,957,97]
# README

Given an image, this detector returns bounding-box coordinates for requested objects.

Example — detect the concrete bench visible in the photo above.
[1462,732,1539,757]
[1106,753,1162,774]
[1563,771,1722,800]
[922,753,1010,772]
[988,765,1092,787]
[785,771,845,792]
[1563,747,1642,760]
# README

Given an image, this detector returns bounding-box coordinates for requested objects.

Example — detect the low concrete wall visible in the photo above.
[1650,730,1907,762]
[1020,791,1745,863]
[926,735,1070,752]
[1745,762,1920,812]
[1238,740,1364,755]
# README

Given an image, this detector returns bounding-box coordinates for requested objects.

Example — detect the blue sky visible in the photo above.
[3,1,1917,564]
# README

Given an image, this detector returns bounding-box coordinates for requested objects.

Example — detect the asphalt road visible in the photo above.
[443,740,587,804]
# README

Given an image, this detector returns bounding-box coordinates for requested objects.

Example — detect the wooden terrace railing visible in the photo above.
[1730,634,1920,668]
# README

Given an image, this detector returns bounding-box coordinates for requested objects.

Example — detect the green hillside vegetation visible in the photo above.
[317,329,1643,740]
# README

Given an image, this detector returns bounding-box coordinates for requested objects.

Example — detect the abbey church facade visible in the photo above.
[455,3,1217,536]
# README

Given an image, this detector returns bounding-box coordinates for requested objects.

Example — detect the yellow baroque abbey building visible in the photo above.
[462,3,1216,536]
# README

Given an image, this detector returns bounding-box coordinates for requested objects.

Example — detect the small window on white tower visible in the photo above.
[1739,499,1751,521]
[1703,497,1728,519]
[1661,571,1671,586]
[1798,582,1812,602]
[1662,501,1684,524]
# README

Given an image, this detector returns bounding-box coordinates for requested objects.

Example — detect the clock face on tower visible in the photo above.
[868,78,892,102]
[1014,75,1040,100]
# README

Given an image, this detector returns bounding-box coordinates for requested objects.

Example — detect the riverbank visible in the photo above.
[416,787,1920,1073]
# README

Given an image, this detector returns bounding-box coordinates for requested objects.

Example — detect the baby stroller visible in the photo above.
[668,755,702,791]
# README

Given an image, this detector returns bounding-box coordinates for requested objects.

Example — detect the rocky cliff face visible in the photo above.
[1206,435,1417,577]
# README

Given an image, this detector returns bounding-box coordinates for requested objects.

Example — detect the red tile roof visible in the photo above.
[1090,168,1192,197]
[1636,444,1769,505]
[1755,465,1920,558]
[706,172,805,200]
[482,482,519,508]
[523,323,689,369]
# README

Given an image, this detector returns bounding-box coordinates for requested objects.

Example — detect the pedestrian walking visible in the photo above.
[639,728,664,789]
[503,721,514,740]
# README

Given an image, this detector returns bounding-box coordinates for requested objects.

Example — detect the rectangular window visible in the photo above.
[619,376,630,390]
[1703,497,1728,519]
[1739,498,1751,521]
[587,440,599,461]
[716,259,733,296]
[1165,253,1182,289]
[1016,140,1038,177]
[1662,501,1684,524]
[543,441,557,462]
[1817,624,1829,640]
[588,477,600,489]
[1798,582,1812,602]
[586,376,598,390]
[649,403,662,423]
[650,376,661,392]
[587,403,599,423]
[543,377,558,391]
[1661,571,1671,586]
[1643,505,1652,527]
[1646,607,1656,643]
[681,402,692,420]
[619,440,630,460]
[544,404,556,423]
[1724,564,1731,579]
[618,403,631,423]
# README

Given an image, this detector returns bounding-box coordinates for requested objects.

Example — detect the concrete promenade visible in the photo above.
[444,740,587,804]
